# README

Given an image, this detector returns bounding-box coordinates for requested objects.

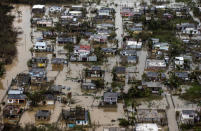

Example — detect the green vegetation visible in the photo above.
[180,84,201,103]
[0,3,17,77]
[118,118,130,127]
[27,91,45,106]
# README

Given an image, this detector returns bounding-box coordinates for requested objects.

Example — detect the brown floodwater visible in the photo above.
[0,5,32,101]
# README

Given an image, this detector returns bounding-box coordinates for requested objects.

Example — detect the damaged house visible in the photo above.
[85,66,104,78]
[62,107,89,127]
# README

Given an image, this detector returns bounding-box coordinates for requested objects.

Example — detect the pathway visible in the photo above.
[166,93,179,131]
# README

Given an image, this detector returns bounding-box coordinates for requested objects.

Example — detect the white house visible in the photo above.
[180,110,197,124]
[32,5,45,13]
[135,123,160,131]
[34,42,47,51]
[175,56,184,67]
[183,28,200,35]
[8,90,23,95]
[49,6,62,13]
[69,11,82,17]
[126,40,142,49]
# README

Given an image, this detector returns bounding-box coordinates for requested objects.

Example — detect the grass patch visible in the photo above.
[180,84,201,103]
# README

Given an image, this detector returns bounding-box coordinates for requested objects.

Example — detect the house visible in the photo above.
[145,71,166,81]
[29,68,47,84]
[31,57,48,68]
[69,11,82,17]
[11,73,31,87]
[163,13,173,19]
[62,107,89,127]
[43,94,55,105]
[8,89,23,95]
[136,109,167,125]
[126,40,142,49]
[177,23,200,35]
[179,110,197,124]
[71,5,83,11]
[49,6,62,13]
[56,36,77,44]
[130,27,143,34]
[51,58,67,65]
[127,56,137,63]
[151,38,160,44]
[96,23,114,30]
[120,50,137,56]
[3,105,23,119]
[153,42,169,51]
[98,7,114,17]
[103,92,118,104]
[101,48,117,55]
[120,7,133,17]
[85,66,104,78]
[90,34,107,43]
[175,72,189,81]
[146,59,166,70]
[32,5,45,13]
[33,42,47,51]
[51,58,67,70]
[37,19,53,27]
[35,110,51,121]
[98,9,110,16]
[135,123,160,131]
[74,45,91,56]
[121,56,137,64]
[142,81,163,94]
[81,82,96,90]
[7,94,27,105]
[113,67,126,81]
[42,31,57,38]
[49,85,63,94]
[175,56,184,68]
[97,29,111,36]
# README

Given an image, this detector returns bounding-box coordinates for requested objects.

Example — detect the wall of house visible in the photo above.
[46,100,54,105]
[76,120,88,125]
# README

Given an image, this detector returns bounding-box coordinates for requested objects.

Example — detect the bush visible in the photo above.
[119,118,129,127]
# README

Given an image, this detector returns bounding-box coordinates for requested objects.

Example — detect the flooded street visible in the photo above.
[0,5,32,102]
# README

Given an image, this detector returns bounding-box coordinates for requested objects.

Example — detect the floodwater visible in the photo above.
[0,5,33,102]
[4,3,128,129]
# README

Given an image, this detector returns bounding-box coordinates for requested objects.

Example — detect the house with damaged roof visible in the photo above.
[85,66,104,79]
[62,107,89,127]
[35,110,51,121]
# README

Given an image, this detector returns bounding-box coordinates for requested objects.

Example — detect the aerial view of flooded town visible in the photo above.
[0,0,201,130]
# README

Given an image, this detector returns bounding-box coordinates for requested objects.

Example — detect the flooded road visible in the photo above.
[0,5,32,102]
